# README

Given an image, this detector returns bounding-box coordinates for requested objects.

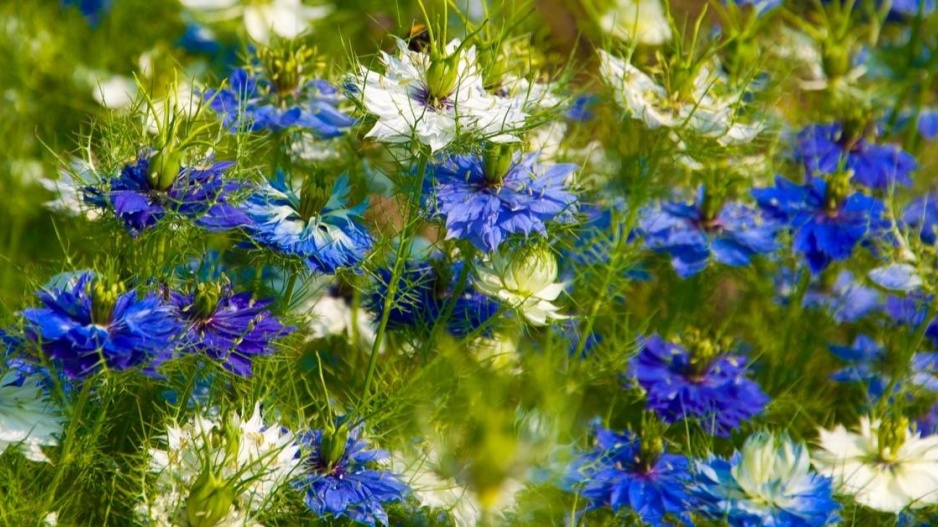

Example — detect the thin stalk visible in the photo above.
[360,154,429,406]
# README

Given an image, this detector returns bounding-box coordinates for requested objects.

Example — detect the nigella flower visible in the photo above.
[474,245,567,326]
[140,405,301,526]
[0,361,64,462]
[637,187,779,278]
[902,193,938,244]
[885,293,938,345]
[21,271,179,379]
[427,149,578,253]
[813,416,938,513]
[167,281,293,376]
[243,173,373,274]
[599,51,762,145]
[366,259,500,338]
[292,423,409,526]
[102,153,250,237]
[796,124,917,190]
[348,38,527,152]
[752,176,889,274]
[204,66,355,138]
[179,0,331,44]
[800,270,882,323]
[628,334,769,437]
[563,422,692,525]
[693,432,840,526]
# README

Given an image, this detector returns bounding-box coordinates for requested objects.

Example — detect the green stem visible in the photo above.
[360,153,429,406]
[283,271,299,310]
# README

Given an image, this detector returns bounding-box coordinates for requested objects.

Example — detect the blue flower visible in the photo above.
[638,187,779,278]
[103,154,249,237]
[292,424,409,526]
[752,176,889,274]
[885,293,938,345]
[62,0,111,26]
[428,151,578,253]
[204,68,355,137]
[21,271,179,379]
[167,282,293,376]
[727,0,783,13]
[796,124,916,190]
[888,0,935,16]
[830,335,938,401]
[693,432,840,527]
[628,335,768,437]
[782,270,882,323]
[902,193,938,244]
[366,259,500,338]
[564,423,692,525]
[565,94,598,122]
[243,173,373,274]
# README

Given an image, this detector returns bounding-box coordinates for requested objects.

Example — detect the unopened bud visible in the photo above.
[186,470,236,527]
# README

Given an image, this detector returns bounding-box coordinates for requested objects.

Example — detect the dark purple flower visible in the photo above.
[292,424,409,526]
[168,283,293,376]
[638,187,779,278]
[428,151,578,252]
[796,124,916,190]
[628,335,769,437]
[564,422,692,525]
[107,154,249,236]
[21,271,179,379]
[752,176,889,274]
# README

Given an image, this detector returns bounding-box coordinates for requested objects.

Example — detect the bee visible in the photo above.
[406,23,431,52]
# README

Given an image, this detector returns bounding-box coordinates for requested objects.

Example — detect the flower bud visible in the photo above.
[482,143,516,187]
[499,245,559,296]
[425,52,460,103]
[320,423,349,470]
[186,469,236,527]
[148,148,183,191]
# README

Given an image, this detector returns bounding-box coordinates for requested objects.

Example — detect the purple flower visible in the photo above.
[204,68,355,138]
[21,271,179,379]
[106,154,249,237]
[628,335,769,437]
[796,124,916,190]
[752,176,889,274]
[428,151,578,252]
[168,283,293,376]
[292,424,408,526]
[638,187,779,278]
[564,422,692,525]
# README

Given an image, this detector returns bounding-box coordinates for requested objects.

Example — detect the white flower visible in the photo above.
[599,0,672,46]
[391,450,483,526]
[0,370,63,463]
[474,247,567,326]
[812,416,938,512]
[296,277,378,351]
[140,405,301,526]
[180,0,331,43]
[599,51,762,145]
[39,159,101,220]
[350,38,527,152]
